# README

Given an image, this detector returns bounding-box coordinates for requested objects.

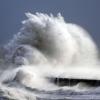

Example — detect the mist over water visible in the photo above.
[0,12,100,97]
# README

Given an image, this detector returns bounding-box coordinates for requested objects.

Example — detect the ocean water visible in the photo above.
[0,12,100,100]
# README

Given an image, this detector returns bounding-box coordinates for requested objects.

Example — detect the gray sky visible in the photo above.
[0,0,100,47]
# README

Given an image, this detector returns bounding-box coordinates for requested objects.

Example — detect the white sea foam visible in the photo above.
[0,12,99,92]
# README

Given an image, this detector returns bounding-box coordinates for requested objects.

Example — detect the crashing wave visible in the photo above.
[4,12,99,66]
[0,12,100,99]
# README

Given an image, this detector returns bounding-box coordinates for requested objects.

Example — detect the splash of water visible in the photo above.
[0,12,99,91]
[4,12,99,65]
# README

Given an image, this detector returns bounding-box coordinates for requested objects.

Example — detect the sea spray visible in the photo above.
[4,12,99,66]
[0,12,99,92]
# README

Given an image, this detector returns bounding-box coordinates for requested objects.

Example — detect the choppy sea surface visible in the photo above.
[0,84,100,100]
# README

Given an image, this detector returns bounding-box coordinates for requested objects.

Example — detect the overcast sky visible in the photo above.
[0,0,100,48]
